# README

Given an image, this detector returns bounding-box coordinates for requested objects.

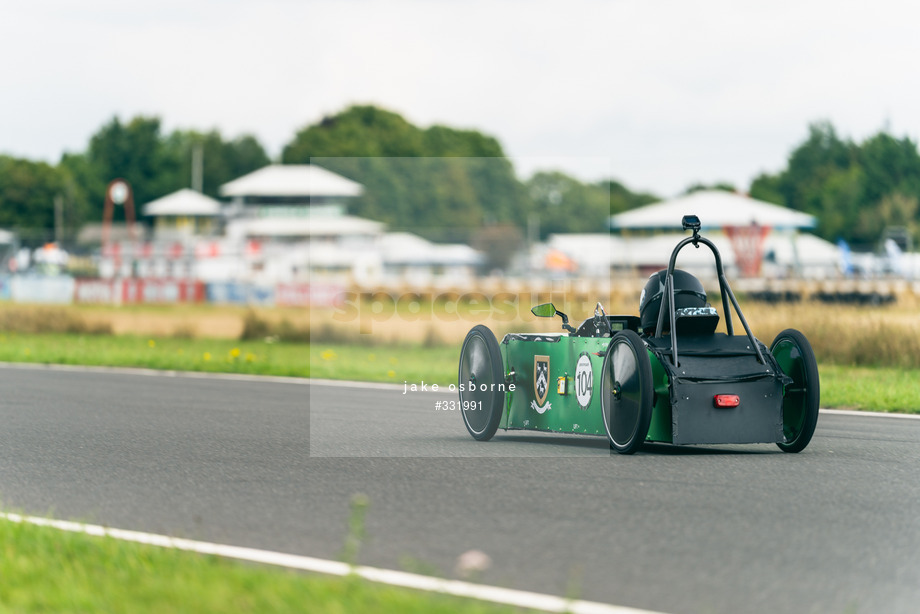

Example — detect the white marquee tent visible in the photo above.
[142,188,222,217]
[606,190,829,277]
[609,190,816,230]
[220,164,363,198]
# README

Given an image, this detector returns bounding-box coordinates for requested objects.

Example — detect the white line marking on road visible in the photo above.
[0,512,666,614]
[3,362,917,419]
[309,377,404,391]
[820,408,920,420]
[0,361,309,385]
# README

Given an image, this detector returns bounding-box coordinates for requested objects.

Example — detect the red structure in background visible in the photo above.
[724,223,771,277]
[74,279,205,304]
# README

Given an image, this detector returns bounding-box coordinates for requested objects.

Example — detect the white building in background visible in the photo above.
[608,190,817,231]
[528,191,841,281]
[379,232,483,286]
[143,188,222,240]
[217,164,485,284]
[606,190,840,278]
[219,164,364,238]
[217,164,376,282]
[123,164,484,285]
[530,230,840,279]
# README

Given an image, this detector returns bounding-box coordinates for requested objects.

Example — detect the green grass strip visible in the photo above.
[819,364,920,414]
[0,513,522,614]
[309,343,457,385]
[309,342,920,415]
[0,333,916,414]
[0,332,309,378]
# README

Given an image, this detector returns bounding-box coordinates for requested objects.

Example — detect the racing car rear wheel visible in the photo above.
[459,325,505,441]
[771,329,820,453]
[601,330,653,454]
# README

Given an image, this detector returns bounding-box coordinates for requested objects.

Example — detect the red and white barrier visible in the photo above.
[74,279,205,305]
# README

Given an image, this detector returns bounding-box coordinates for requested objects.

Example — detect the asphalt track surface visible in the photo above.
[2,364,918,614]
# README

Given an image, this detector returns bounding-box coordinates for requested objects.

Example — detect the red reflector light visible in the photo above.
[713,394,741,408]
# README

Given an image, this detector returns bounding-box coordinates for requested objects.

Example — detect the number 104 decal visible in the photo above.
[575,352,593,410]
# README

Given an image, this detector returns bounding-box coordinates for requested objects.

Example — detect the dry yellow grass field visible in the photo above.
[0,304,309,339]
[1,296,918,411]
[308,291,920,368]
[1,292,917,368]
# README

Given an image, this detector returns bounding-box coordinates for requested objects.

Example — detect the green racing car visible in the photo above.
[458,215,820,454]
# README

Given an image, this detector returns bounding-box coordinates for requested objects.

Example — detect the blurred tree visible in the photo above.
[472,222,524,272]
[283,105,426,159]
[423,124,504,157]
[3,104,661,265]
[55,153,97,241]
[527,171,610,236]
[748,172,784,205]
[817,165,866,241]
[857,132,920,209]
[160,130,270,199]
[858,192,919,244]
[526,173,659,237]
[682,181,737,195]
[752,123,859,240]
[774,122,856,229]
[0,157,64,237]
[85,116,171,210]
[224,135,272,182]
[607,179,658,215]
[284,105,529,238]
[56,116,269,227]
[748,121,920,245]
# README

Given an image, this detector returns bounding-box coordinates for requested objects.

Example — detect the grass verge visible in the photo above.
[309,343,457,385]
[0,332,309,378]
[0,513,520,614]
[0,332,916,414]
[819,364,920,413]
[308,343,920,414]
[311,345,919,415]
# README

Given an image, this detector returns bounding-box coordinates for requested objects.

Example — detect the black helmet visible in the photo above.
[639,269,707,334]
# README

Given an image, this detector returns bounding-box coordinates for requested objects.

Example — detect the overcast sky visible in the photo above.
[3,0,920,196]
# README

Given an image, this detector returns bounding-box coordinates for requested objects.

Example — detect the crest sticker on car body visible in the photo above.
[532,355,551,413]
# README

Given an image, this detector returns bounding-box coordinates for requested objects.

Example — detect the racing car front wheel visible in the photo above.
[771,329,820,453]
[459,325,506,441]
[601,330,653,454]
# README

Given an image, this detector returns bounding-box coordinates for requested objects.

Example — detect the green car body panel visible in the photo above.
[498,332,676,444]
[499,334,610,435]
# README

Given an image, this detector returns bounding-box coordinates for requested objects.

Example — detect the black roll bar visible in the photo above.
[653,223,766,367]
